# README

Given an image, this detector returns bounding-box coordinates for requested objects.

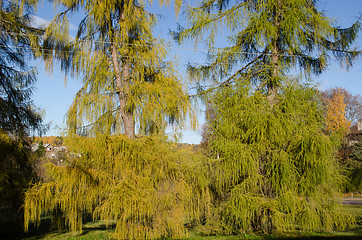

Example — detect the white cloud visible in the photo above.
[30,15,50,28]
[30,15,77,31]
[68,23,78,31]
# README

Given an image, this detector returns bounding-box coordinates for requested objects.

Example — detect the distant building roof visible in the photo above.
[44,144,54,151]
[31,143,39,152]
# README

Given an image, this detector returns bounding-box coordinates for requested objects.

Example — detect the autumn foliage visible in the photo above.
[323,89,351,133]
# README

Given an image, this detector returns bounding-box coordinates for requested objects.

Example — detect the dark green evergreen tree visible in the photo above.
[0,1,49,229]
[0,0,45,137]
[346,136,362,193]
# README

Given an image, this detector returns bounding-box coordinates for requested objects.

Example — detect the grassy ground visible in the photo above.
[1,205,361,240]
[0,220,114,240]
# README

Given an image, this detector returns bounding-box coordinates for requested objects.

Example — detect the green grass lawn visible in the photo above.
[2,205,361,240]
[339,205,362,221]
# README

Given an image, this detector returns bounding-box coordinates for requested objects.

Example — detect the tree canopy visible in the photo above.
[45,0,190,138]
[0,0,45,137]
[322,87,362,125]
[21,0,361,238]
[323,88,351,133]
[24,135,210,239]
[200,81,355,234]
[174,0,361,234]
[0,0,49,226]
[175,0,360,104]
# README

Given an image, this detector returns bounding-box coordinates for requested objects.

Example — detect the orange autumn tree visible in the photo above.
[324,89,351,133]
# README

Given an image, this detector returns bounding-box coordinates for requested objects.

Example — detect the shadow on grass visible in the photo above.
[271,235,362,240]
[1,216,360,240]
[0,216,115,240]
[0,217,55,240]
[78,221,116,237]
[262,227,362,240]
[190,227,362,240]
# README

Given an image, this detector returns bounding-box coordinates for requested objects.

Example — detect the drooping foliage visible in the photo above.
[24,134,210,239]
[174,1,360,233]
[340,135,362,194]
[21,1,361,238]
[0,0,45,137]
[46,0,190,138]
[200,82,355,234]
[174,0,360,104]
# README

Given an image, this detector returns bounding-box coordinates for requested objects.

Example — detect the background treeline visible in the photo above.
[32,136,64,147]
[0,0,361,239]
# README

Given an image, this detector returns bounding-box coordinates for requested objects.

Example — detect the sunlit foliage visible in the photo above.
[22,1,361,238]
[24,135,210,239]
[324,89,351,134]
[174,0,360,104]
[201,82,355,234]
[45,0,191,138]
[321,88,361,193]
[174,1,360,233]
[322,87,362,126]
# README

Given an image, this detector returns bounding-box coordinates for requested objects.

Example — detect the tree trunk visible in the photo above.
[267,0,281,106]
[111,43,135,138]
[267,52,278,106]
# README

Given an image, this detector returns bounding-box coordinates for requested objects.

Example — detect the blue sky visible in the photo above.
[31,0,362,143]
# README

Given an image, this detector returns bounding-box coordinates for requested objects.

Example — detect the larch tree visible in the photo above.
[174,0,360,105]
[173,0,361,234]
[24,134,211,239]
[46,0,188,138]
[23,1,211,239]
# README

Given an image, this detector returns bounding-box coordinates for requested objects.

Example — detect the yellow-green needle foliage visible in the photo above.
[24,135,211,239]
[173,0,360,234]
[174,0,360,104]
[47,0,191,138]
[202,82,355,234]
